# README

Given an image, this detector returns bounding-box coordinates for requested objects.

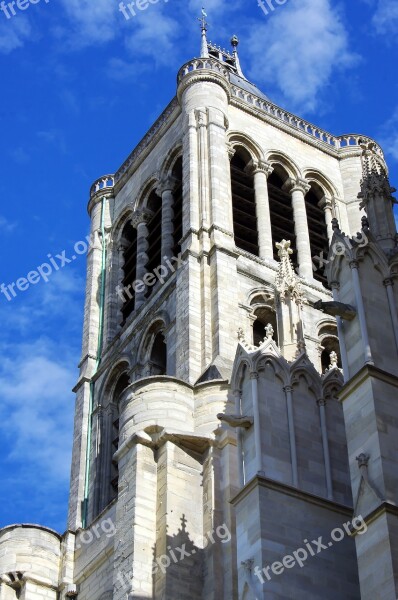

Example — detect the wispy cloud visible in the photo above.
[372,0,398,35]
[0,17,32,53]
[0,215,17,233]
[247,0,359,113]
[379,106,398,163]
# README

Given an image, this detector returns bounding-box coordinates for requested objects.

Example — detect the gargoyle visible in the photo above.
[313,300,356,321]
[217,413,254,429]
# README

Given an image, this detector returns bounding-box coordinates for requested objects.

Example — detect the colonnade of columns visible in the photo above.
[241,157,335,279]
[125,175,178,312]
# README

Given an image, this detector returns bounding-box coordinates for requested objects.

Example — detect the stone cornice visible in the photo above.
[339,363,398,403]
[230,474,353,515]
[114,97,180,191]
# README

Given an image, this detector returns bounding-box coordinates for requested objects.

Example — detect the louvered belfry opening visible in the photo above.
[146,190,162,297]
[109,372,130,501]
[231,149,259,256]
[172,157,183,256]
[268,170,297,268]
[305,183,329,286]
[121,220,137,324]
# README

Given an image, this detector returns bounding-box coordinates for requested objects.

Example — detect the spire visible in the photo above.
[199,7,209,58]
[231,35,244,78]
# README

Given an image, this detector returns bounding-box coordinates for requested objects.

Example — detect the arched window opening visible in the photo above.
[231,148,259,256]
[319,324,341,372]
[253,306,278,347]
[172,157,183,256]
[146,190,162,297]
[305,183,329,286]
[268,169,297,268]
[121,220,137,325]
[149,332,167,375]
[109,372,130,502]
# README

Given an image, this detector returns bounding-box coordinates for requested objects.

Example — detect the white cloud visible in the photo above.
[57,0,116,48]
[0,215,17,233]
[379,107,398,163]
[247,0,359,113]
[0,337,75,483]
[0,17,32,54]
[372,0,398,35]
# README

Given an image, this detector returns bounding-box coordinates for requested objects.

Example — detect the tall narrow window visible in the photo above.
[172,157,183,256]
[231,149,259,256]
[146,190,162,297]
[121,221,137,324]
[149,332,167,375]
[268,170,297,268]
[305,184,329,286]
[109,372,130,502]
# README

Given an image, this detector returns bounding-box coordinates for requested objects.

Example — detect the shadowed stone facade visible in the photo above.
[1,23,398,600]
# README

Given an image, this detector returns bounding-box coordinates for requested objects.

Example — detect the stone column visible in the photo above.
[284,386,298,487]
[317,398,333,499]
[250,371,263,474]
[384,278,398,353]
[284,178,312,279]
[157,176,177,263]
[132,208,152,310]
[318,195,334,242]
[350,260,373,365]
[248,159,274,260]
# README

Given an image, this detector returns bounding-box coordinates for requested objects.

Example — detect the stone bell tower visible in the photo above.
[1,14,396,600]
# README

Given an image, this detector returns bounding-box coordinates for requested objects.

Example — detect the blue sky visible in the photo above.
[0,0,397,533]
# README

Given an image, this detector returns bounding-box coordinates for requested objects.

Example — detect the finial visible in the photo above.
[198,7,209,58]
[231,35,239,48]
[230,33,244,78]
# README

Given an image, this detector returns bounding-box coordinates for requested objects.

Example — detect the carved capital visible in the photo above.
[318,195,333,211]
[383,277,394,288]
[317,398,326,407]
[250,371,259,380]
[156,176,178,196]
[349,259,359,270]
[283,177,311,195]
[227,142,236,161]
[246,159,274,178]
[132,208,153,228]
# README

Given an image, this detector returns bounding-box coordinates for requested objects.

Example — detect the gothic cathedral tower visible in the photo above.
[1,20,397,600]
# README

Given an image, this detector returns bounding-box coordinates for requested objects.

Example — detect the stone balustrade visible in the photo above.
[230,84,384,157]
[89,174,115,198]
